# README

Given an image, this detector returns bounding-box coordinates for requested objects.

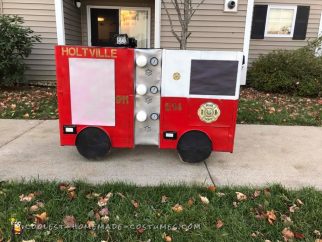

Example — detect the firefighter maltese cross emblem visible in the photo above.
[198,102,221,123]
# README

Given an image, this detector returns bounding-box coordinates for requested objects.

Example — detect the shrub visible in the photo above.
[248,37,322,97]
[0,15,41,86]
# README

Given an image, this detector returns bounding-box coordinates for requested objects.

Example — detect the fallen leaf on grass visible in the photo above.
[294,232,305,239]
[264,188,271,198]
[268,107,276,114]
[98,197,108,207]
[252,190,261,198]
[19,193,36,202]
[29,205,39,212]
[216,192,225,197]
[98,193,113,207]
[296,199,304,206]
[172,204,183,213]
[35,212,48,225]
[289,204,299,213]
[162,233,172,242]
[236,192,247,201]
[58,183,69,191]
[161,195,169,203]
[86,192,101,199]
[100,215,109,224]
[23,113,30,118]
[67,191,77,200]
[187,197,194,206]
[89,230,97,238]
[313,230,321,237]
[99,208,109,216]
[199,195,209,205]
[282,228,294,241]
[251,231,263,238]
[67,186,76,192]
[281,214,293,226]
[215,219,224,229]
[266,210,276,225]
[136,227,145,235]
[63,215,76,228]
[22,240,35,242]
[207,185,216,192]
[86,220,95,229]
[117,192,126,199]
[233,201,238,208]
[131,200,139,209]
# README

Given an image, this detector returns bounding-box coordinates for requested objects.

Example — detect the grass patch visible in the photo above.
[0,87,321,126]
[0,181,321,241]
[0,87,57,120]
[238,88,321,126]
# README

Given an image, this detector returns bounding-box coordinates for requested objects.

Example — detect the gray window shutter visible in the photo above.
[251,5,268,39]
[293,6,310,40]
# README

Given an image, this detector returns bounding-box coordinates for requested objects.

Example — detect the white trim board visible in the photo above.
[87,5,151,48]
[241,0,254,85]
[55,0,65,45]
[154,0,161,48]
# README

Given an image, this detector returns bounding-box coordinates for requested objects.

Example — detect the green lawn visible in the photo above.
[238,88,322,126]
[0,181,321,242]
[0,87,321,126]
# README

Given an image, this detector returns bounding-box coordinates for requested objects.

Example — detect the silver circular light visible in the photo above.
[136,111,147,122]
[136,55,148,67]
[136,84,147,95]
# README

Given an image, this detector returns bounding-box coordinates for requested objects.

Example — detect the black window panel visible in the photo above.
[251,5,268,39]
[293,6,310,40]
[189,60,238,96]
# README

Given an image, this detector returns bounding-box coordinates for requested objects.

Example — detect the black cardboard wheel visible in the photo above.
[76,127,111,160]
[177,130,212,163]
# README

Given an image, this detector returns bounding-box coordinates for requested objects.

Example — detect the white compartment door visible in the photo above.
[69,58,115,126]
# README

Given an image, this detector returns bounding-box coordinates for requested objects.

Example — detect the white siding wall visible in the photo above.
[160,0,248,51]
[64,0,82,45]
[2,0,57,81]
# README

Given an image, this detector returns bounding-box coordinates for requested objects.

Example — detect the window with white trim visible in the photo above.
[265,6,297,37]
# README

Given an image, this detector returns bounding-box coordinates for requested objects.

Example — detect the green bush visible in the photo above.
[0,15,41,86]
[248,37,322,97]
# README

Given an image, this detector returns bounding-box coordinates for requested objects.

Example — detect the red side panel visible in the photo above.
[159,97,238,152]
[55,46,135,148]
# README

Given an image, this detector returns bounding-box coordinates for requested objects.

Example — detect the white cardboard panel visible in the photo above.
[161,50,243,100]
[69,58,116,126]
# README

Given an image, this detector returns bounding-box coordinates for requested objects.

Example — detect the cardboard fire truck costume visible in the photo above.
[55,46,243,163]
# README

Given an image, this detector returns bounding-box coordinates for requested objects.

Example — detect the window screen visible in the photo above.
[189,60,238,96]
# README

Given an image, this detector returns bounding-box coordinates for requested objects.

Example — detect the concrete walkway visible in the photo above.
[0,120,321,189]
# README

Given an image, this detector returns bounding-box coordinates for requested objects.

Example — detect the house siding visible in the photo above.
[249,0,322,63]
[2,0,57,81]
[160,0,248,51]
[64,0,82,45]
[80,0,155,47]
